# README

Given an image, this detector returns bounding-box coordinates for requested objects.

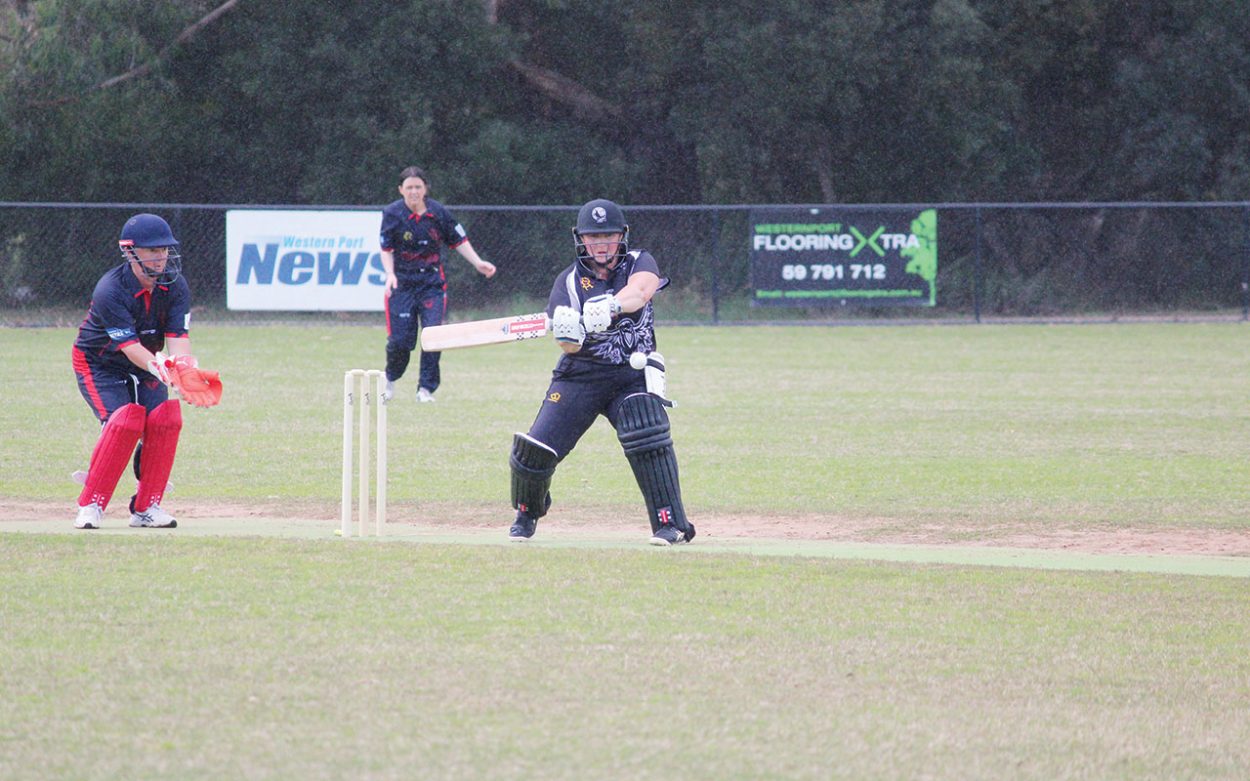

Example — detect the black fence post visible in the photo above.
[171,207,184,245]
[1243,205,1249,322]
[974,206,983,323]
[710,208,721,325]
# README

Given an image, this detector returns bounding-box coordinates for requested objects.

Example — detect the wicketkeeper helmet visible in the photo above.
[119,213,182,285]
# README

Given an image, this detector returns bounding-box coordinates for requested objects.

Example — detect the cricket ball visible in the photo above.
[629,352,648,370]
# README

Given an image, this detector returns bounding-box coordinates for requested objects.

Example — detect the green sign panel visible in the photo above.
[750,208,937,306]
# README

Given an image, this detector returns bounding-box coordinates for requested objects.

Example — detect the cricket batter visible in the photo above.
[508,199,695,545]
[379,166,496,402]
[71,214,221,529]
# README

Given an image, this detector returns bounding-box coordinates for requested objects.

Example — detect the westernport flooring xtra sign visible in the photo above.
[750,208,937,306]
[226,210,386,311]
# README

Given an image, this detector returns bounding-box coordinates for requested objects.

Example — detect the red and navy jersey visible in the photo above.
[73,263,191,371]
[379,197,468,285]
[546,249,668,366]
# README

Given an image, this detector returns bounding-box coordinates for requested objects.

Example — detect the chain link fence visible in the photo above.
[2,201,1247,324]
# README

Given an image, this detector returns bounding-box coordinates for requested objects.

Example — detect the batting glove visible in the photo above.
[582,294,620,333]
[552,305,585,346]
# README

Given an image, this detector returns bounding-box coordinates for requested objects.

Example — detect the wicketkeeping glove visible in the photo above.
[147,353,173,384]
[165,354,223,408]
[551,305,585,346]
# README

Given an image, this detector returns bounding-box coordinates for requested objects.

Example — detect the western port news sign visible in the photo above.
[750,207,937,306]
[226,210,385,311]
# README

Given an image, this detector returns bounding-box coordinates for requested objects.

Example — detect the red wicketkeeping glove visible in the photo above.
[165,355,223,408]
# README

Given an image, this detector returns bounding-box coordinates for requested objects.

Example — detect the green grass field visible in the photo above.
[2,322,1249,779]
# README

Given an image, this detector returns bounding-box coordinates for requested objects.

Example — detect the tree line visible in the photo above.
[1,0,1247,208]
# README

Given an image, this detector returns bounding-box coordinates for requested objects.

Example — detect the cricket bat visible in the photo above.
[420,311,551,351]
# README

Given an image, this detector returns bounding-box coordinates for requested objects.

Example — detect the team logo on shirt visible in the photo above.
[580,277,594,290]
[583,305,655,364]
[547,392,561,403]
[403,231,413,241]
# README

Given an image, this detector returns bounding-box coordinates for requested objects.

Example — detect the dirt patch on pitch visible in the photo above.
[5,500,1247,557]
[682,513,1250,557]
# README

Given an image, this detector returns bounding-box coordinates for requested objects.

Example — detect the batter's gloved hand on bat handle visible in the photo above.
[552,305,585,346]
[582,294,620,333]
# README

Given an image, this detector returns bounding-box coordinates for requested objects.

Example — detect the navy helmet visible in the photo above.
[573,199,629,267]
[119,214,182,285]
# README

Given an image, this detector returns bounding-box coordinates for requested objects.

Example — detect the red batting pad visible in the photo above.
[79,404,146,510]
[135,400,182,512]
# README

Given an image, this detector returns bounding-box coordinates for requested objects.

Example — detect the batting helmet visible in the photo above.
[573,199,629,267]
[119,214,182,285]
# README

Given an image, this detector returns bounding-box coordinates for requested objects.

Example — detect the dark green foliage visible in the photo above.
[2,0,1247,206]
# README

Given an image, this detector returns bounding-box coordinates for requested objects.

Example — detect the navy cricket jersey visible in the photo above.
[547,249,668,366]
[378,198,468,286]
[73,263,191,372]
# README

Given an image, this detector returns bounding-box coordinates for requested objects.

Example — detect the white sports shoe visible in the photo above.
[417,388,436,403]
[382,380,395,401]
[130,503,178,528]
[75,502,104,530]
[649,525,687,546]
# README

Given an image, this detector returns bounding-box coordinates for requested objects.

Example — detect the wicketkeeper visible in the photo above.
[509,199,695,545]
[71,213,222,530]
